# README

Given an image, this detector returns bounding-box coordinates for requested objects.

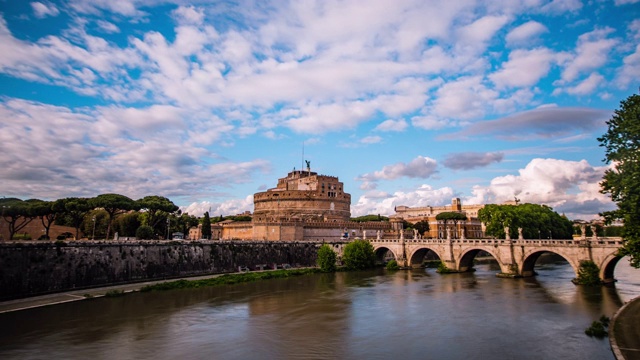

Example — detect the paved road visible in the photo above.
[611,296,640,360]
[0,273,225,314]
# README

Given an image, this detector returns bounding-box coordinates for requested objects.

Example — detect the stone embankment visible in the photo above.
[0,240,327,300]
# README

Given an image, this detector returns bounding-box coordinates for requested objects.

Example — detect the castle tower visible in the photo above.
[253,170,351,223]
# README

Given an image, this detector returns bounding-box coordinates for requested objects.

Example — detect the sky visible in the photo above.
[1,0,639,220]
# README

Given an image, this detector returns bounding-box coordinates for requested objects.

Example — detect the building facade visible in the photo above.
[393,198,486,239]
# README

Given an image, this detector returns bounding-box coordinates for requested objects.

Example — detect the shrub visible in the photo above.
[386,259,399,271]
[436,261,454,274]
[585,316,609,338]
[135,225,154,240]
[573,260,602,286]
[104,289,125,297]
[317,244,337,272]
[342,239,375,270]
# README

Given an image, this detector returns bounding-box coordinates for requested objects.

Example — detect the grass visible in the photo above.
[140,268,321,292]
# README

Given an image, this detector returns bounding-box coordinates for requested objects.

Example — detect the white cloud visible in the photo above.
[564,72,604,95]
[352,184,455,217]
[181,195,254,218]
[615,44,640,88]
[560,28,617,83]
[540,0,583,14]
[31,2,60,18]
[96,20,120,34]
[173,6,206,25]
[359,156,438,181]
[361,135,382,144]
[456,15,511,50]
[506,21,548,46]
[374,119,408,132]
[466,158,614,219]
[490,48,555,88]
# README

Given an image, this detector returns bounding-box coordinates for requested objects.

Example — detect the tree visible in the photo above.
[1,198,37,240]
[478,203,573,239]
[82,210,109,240]
[89,194,138,240]
[435,212,467,238]
[136,225,154,240]
[351,214,389,222]
[116,212,141,237]
[317,244,337,272]
[598,93,640,267]
[137,196,179,238]
[342,239,375,270]
[31,199,65,240]
[58,197,92,240]
[412,220,430,237]
[201,212,212,240]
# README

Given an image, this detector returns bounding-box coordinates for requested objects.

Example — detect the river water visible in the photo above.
[0,257,638,360]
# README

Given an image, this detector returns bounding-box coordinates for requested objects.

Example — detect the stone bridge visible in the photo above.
[368,237,625,283]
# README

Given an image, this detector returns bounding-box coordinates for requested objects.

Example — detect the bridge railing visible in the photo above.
[367,237,624,247]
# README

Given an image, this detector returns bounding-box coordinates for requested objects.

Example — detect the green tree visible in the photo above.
[412,220,430,237]
[435,212,467,238]
[89,194,138,240]
[478,204,573,239]
[0,198,37,240]
[116,212,141,237]
[342,239,375,270]
[598,93,640,267]
[82,210,109,240]
[31,199,65,240]
[57,197,92,240]
[351,214,389,222]
[201,212,212,240]
[136,225,154,240]
[317,244,337,272]
[137,196,179,237]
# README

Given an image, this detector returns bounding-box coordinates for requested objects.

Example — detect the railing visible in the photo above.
[367,238,624,247]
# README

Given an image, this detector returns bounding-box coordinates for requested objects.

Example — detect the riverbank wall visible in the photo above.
[0,240,338,300]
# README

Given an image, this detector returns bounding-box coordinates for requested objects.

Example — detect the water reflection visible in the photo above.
[0,261,638,360]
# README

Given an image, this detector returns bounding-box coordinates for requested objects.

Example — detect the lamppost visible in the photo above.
[549,230,552,240]
[92,216,96,240]
[538,230,541,239]
[1,205,6,241]
[166,217,170,240]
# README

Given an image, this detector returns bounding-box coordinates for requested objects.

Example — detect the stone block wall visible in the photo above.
[0,240,324,300]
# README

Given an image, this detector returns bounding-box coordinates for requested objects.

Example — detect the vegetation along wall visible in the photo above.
[0,240,324,300]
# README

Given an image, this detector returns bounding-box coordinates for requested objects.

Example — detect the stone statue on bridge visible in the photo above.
[504,226,510,240]
[413,228,418,240]
[376,230,381,240]
[518,227,523,240]
[400,228,404,240]
[446,228,451,240]
[460,227,465,240]
[590,225,597,240]
[363,230,367,240]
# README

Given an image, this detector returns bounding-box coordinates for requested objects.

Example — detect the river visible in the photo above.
[0,256,638,360]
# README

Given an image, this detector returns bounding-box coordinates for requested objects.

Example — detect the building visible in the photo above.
[190,168,392,241]
[392,198,485,239]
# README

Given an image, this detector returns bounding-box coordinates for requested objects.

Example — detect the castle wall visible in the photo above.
[0,240,326,300]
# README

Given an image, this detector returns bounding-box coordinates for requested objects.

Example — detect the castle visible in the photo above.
[189,167,487,241]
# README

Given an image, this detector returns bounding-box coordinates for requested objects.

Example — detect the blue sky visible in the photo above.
[1,0,639,220]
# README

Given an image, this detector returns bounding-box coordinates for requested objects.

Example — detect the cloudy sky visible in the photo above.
[1,0,638,220]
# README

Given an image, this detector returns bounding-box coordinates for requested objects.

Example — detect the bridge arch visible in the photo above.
[407,247,444,268]
[372,246,399,265]
[521,248,579,278]
[599,253,625,283]
[457,247,512,274]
